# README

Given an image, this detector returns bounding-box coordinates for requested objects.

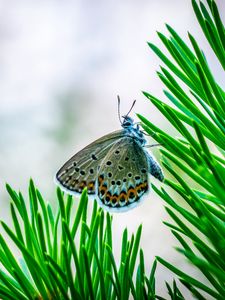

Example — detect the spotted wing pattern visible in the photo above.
[97,137,149,211]
[55,130,125,195]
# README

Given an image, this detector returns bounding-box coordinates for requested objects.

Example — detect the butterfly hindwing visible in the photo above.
[55,130,125,195]
[97,137,149,211]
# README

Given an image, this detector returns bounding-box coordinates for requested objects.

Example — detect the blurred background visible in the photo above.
[0,0,224,297]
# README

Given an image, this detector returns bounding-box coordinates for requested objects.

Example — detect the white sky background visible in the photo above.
[0,0,224,297]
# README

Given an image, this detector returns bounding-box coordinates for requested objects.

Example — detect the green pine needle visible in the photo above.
[139,0,225,298]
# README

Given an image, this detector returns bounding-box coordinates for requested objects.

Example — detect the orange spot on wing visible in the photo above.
[106,192,111,198]
[98,175,104,185]
[79,181,87,189]
[128,188,137,197]
[118,192,128,202]
[110,195,118,204]
[138,182,148,191]
[88,181,95,191]
[99,184,107,196]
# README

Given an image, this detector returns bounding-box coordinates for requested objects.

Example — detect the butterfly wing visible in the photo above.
[55,130,126,195]
[145,151,164,182]
[97,137,149,212]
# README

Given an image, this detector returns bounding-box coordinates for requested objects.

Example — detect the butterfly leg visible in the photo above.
[145,143,162,147]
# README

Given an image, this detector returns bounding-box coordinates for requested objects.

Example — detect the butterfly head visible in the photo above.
[121,115,134,129]
[117,96,146,145]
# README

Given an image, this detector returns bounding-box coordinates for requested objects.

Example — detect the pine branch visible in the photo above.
[140,0,225,298]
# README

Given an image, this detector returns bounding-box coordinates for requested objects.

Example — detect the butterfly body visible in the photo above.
[55,114,164,212]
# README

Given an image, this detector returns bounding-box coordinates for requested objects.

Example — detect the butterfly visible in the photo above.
[55,97,164,212]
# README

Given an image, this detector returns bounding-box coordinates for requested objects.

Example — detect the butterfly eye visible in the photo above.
[122,116,134,128]
[106,161,112,166]
[89,168,94,174]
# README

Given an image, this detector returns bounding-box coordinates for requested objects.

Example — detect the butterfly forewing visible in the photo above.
[55,130,125,195]
[97,137,149,211]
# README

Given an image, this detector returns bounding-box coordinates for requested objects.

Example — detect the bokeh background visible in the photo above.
[0,0,224,297]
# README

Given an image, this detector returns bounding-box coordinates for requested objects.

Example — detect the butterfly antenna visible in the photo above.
[117,95,122,124]
[125,100,136,117]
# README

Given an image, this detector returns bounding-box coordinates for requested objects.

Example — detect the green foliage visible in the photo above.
[1,1,225,299]
[0,181,158,300]
[139,0,225,298]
